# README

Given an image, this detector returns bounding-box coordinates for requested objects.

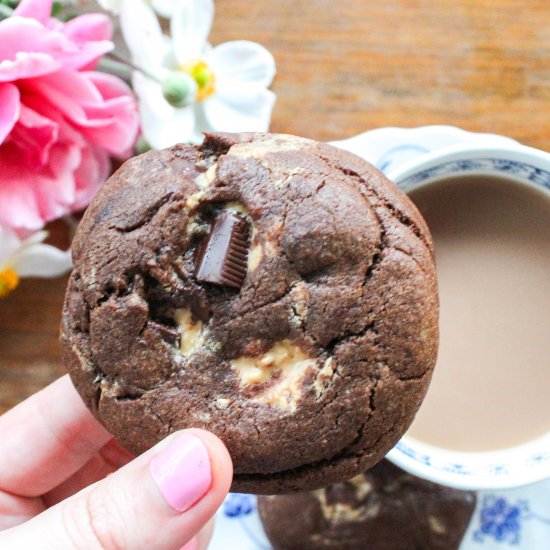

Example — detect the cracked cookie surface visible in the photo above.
[258,460,476,549]
[61,132,439,493]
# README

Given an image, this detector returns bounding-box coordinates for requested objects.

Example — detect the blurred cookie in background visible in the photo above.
[258,460,476,550]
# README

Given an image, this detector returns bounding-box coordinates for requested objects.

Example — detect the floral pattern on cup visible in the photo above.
[397,158,550,191]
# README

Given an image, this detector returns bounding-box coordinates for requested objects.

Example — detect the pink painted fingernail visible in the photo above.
[150,434,211,512]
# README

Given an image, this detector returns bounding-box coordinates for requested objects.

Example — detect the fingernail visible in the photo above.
[150,434,211,512]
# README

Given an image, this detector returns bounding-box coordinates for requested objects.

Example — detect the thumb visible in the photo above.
[1,429,232,550]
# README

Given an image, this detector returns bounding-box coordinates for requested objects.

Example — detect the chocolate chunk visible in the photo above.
[195,211,250,288]
[148,321,180,347]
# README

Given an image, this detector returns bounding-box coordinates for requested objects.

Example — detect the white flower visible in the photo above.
[0,227,72,298]
[97,0,177,18]
[96,0,125,14]
[118,0,276,148]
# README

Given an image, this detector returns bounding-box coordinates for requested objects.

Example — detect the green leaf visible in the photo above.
[51,1,62,17]
[0,4,14,19]
[0,0,19,9]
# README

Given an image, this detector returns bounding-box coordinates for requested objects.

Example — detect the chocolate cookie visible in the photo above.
[61,132,438,493]
[258,460,477,549]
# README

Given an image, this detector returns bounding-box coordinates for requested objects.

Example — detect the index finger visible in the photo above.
[0,374,114,497]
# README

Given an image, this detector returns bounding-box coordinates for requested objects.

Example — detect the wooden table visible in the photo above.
[1,0,549,413]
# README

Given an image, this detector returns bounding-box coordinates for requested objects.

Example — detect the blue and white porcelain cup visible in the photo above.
[384,140,550,491]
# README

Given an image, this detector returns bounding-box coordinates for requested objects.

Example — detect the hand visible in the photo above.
[0,375,233,549]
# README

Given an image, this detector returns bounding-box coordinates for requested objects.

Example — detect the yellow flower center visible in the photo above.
[183,60,216,102]
[0,267,19,298]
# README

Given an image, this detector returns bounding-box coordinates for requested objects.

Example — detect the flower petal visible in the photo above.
[81,72,140,156]
[133,71,195,149]
[120,0,166,71]
[73,146,110,211]
[33,143,81,222]
[0,83,20,144]
[14,243,72,278]
[9,104,59,168]
[22,230,49,247]
[26,70,138,156]
[0,17,112,71]
[14,0,53,24]
[28,71,103,122]
[203,88,276,133]
[0,144,44,232]
[0,134,82,233]
[0,52,60,83]
[171,0,214,63]
[0,226,22,267]
[96,0,122,14]
[208,41,276,89]
[62,13,113,44]
[0,18,60,62]
[62,41,114,72]
[152,0,178,18]
[85,69,134,100]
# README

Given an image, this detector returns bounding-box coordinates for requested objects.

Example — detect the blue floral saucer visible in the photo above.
[210,480,550,549]
[209,126,550,550]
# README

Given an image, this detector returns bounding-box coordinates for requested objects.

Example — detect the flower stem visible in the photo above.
[104,53,160,83]
[98,57,133,82]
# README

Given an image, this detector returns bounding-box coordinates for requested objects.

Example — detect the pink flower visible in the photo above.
[0,0,139,235]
